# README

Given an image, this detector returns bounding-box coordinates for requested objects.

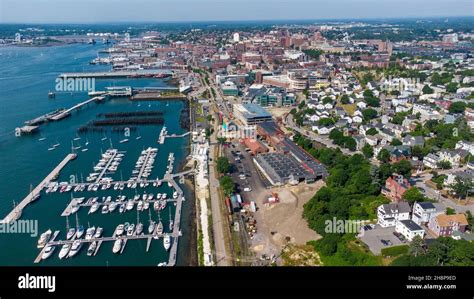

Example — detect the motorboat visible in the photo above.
[135,222,143,235]
[68,240,82,258]
[162,193,167,199]
[87,241,97,256]
[148,221,155,234]
[89,202,100,214]
[126,200,134,211]
[75,225,85,239]
[109,202,117,212]
[143,201,149,210]
[101,205,109,214]
[94,227,103,238]
[41,245,55,260]
[156,220,163,235]
[127,224,135,236]
[119,203,126,213]
[85,227,96,240]
[115,224,125,236]
[153,201,160,211]
[70,205,80,214]
[163,235,171,251]
[58,243,71,259]
[37,229,52,249]
[66,228,76,240]
[137,201,143,211]
[173,191,178,199]
[112,239,123,254]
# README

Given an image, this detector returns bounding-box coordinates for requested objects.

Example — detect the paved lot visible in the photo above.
[359,225,405,255]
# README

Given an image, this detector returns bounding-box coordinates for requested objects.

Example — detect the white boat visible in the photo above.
[101,205,109,214]
[41,245,55,260]
[115,224,125,236]
[81,148,89,152]
[70,205,80,214]
[68,240,82,258]
[94,227,103,238]
[143,201,149,210]
[87,241,97,256]
[113,239,123,254]
[136,222,143,235]
[75,225,85,239]
[153,201,160,211]
[75,197,85,204]
[119,139,129,144]
[109,202,117,212]
[37,229,52,248]
[162,193,167,199]
[85,227,96,240]
[137,201,143,211]
[58,243,71,259]
[148,221,155,234]
[173,191,178,199]
[156,220,163,235]
[119,203,125,213]
[163,235,171,251]
[127,224,135,236]
[156,193,162,199]
[89,203,100,214]
[126,200,134,211]
[66,228,76,240]
[157,262,167,267]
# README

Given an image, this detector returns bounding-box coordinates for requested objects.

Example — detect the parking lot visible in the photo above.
[359,225,405,255]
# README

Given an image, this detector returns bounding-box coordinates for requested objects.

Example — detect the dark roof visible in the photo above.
[399,220,423,231]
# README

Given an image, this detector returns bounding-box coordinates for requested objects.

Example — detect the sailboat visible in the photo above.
[85,138,89,146]
[66,216,75,240]
[101,133,107,141]
[38,134,46,141]
[48,144,56,151]
[147,209,155,235]
[73,134,81,141]
[75,214,84,239]
[136,209,143,235]
[53,140,60,147]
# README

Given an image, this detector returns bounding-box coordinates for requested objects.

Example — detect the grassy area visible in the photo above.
[381,245,409,258]
[313,239,384,266]
[337,103,357,116]
[197,229,204,266]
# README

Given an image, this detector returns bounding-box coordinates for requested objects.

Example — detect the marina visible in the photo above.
[58,70,173,79]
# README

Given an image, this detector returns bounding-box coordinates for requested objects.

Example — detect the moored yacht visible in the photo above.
[112,239,123,254]
[163,235,171,251]
[68,240,82,258]
[58,243,71,259]
[87,241,97,256]
[41,245,55,260]
[37,229,52,249]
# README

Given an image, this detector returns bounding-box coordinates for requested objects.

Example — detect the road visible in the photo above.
[198,70,232,266]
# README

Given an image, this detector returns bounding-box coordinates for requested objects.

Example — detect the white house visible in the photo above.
[455,140,474,155]
[352,115,363,123]
[395,219,425,241]
[377,202,411,228]
[412,202,444,225]
[423,153,441,169]
[356,101,367,109]
[439,149,468,168]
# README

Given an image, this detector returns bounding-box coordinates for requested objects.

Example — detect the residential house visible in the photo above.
[423,153,441,169]
[381,174,411,202]
[412,202,444,225]
[455,140,474,155]
[428,214,469,237]
[439,149,469,168]
[377,202,411,228]
[402,135,425,148]
[395,219,425,241]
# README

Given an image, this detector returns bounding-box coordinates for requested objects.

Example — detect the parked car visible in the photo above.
[244,187,252,192]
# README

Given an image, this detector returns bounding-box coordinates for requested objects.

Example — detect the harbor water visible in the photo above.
[0,43,193,265]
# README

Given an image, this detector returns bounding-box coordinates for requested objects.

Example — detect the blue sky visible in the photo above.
[0,0,472,23]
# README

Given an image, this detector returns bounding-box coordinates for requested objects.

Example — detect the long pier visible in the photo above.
[58,70,172,79]
[1,154,76,224]
[50,96,105,121]
[137,150,154,181]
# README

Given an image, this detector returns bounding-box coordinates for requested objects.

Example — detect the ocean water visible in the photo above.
[0,43,193,266]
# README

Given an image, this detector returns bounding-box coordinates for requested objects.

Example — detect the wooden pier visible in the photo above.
[1,154,76,224]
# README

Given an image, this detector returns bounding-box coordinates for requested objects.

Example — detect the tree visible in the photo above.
[344,137,357,151]
[446,207,456,215]
[449,176,473,200]
[422,85,434,94]
[340,94,350,104]
[392,160,412,179]
[402,187,426,204]
[216,137,227,145]
[409,235,425,257]
[314,233,341,255]
[318,118,335,127]
[365,128,378,136]
[219,176,235,196]
[365,96,380,107]
[448,101,466,114]
[362,108,378,121]
[390,138,402,146]
[322,97,334,105]
[362,144,374,158]
[298,100,306,110]
[377,149,391,163]
[437,160,452,170]
[446,82,458,93]
[216,157,231,174]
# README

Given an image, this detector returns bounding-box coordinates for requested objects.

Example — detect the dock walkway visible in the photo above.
[1,154,76,224]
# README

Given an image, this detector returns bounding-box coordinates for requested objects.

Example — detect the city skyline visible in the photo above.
[0,0,472,24]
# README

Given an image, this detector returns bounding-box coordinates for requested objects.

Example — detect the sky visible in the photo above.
[0,0,472,24]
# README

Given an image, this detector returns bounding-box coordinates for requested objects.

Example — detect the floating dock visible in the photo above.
[1,154,76,224]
